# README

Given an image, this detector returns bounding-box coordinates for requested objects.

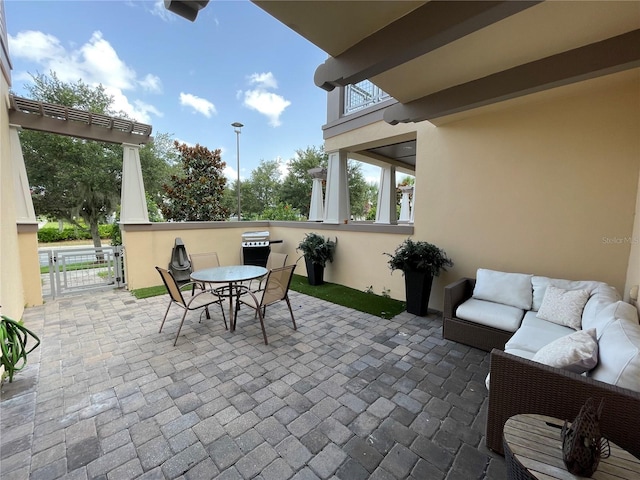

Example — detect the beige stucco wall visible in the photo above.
[413,71,640,309]
[625,166,640,313]
[122,221,412,299]
[18,228,43,306]
[1,80,27,320]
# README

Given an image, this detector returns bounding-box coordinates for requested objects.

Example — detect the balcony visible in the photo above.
[344,80,391,115]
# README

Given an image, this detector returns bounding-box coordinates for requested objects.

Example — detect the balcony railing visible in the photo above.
[344,80,391,115]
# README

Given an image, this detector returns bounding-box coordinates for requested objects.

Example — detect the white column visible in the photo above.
[10,125,37,223]
[410,181,416,224]
[120,143,150,224]
[323,151,350,224]
[399,185,413,223]
[308,167,326,221]
[375,165,397,224]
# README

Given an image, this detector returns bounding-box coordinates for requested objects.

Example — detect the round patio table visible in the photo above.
[190,265,267,331]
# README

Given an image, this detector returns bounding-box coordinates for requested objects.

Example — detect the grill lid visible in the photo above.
[242,230,270,247]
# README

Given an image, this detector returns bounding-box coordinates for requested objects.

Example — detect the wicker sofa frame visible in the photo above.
[487,349,640,459]
[443,277,514,352]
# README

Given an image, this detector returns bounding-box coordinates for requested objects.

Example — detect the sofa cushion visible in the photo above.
[532,328,598,374]
[472,269,533,310]
[590,319,640,392]
[505,311,575,353]
[583,300,639,339]
[581,284,621,328]
[531,276,606,312]
[536,285,589,330]
[456,298,524,332]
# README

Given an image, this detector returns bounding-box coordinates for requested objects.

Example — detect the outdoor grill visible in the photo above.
[241,231,282,267]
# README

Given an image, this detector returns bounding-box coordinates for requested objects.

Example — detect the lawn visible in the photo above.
[131,274,406,319]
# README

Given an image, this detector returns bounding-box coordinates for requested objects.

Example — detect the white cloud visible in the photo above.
[8,30,162,124]
[249,72,278,89]
[179,92,216,117]
[149,0,174,22]
[139,74,162,93]
[241,71,291,127]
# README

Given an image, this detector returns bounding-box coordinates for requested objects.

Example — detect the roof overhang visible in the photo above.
[8,95,153,144]
[253,0,640,124]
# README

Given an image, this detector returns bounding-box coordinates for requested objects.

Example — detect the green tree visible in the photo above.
[161,142,229,221]
[139,132,180,220]
[242,159,283,218]
[20,73,123,249]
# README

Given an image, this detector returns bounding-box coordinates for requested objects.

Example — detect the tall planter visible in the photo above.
[305,256,325,286]
[404,270,434,316]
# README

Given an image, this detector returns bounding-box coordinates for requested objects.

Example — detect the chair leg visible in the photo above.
[256,308,268,345]
[173,310,189,346]
[219,301,228,330]
[285,296,297,330]
[159,301,172,333]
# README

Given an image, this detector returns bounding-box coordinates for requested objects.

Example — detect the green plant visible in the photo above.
[297,232,337,267]
[0,315,41,383]
[385,238,453,276]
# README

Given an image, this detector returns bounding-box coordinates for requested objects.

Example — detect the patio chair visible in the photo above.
[233,264,296,345]
[156,266,227,346]
[251,252,288,292]
[190,252,221,294]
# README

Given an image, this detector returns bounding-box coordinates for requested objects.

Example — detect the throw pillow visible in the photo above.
[532,328,598,374]
[536,285,589,330]
[472,268,533,310]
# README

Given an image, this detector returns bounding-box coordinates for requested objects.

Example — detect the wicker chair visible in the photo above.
[486,349,640,459]
[233,265,296,345]
[156,266,227,345]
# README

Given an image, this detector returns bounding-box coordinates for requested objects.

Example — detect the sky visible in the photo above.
[6,0,382,183]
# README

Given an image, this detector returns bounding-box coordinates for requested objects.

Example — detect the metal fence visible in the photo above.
[344,80,391,115]
[39,245,125,298]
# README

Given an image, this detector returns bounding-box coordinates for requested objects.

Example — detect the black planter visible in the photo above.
[305,256,325,285]
[404,270,434,316]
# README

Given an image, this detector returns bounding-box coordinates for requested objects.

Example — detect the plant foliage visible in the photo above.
[297,232,337,267]
[161,142,230,221]
[385,238,453,276]
[0,316,41,383]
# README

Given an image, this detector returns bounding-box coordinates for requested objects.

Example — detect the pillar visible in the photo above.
[10,125,37,223]
[308,167,326,221]
[375,165,397,224]
[120,143,149,224]
[323,151,350,224]
[399,185,413,223]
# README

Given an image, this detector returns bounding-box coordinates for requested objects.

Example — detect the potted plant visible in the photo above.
[1,315,41,383]
[297,232,337,285]
[385,238,453,316]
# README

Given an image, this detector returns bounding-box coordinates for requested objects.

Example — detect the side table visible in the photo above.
[503,414,640,479]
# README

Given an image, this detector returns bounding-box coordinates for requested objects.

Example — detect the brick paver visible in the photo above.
[0,288,506,479]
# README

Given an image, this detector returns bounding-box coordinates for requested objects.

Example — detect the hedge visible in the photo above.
[38,225,112,243]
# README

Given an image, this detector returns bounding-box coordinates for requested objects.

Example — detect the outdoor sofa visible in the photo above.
[443,269,640,458]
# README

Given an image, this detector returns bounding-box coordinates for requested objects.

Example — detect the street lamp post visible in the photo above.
[231,122,243,221]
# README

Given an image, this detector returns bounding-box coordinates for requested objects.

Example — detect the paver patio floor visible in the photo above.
[1,288,506,479]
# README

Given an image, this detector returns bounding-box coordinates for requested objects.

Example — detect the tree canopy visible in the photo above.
[161,142,229,221]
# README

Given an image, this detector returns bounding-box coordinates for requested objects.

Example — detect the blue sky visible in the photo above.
[6,0,381,182]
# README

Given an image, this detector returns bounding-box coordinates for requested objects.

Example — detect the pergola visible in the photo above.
[8,94,153,226]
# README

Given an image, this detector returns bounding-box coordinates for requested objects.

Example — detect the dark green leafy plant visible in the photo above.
[297,232,337,267]
[0,315,41,383]
[385,238,453,276]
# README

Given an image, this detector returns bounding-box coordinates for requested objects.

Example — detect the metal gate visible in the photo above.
[40,246,125,298]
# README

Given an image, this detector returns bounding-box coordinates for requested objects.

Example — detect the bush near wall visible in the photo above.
[37,225,112,243]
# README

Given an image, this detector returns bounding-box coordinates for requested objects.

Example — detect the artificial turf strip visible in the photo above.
[288,274,406,319]
[130,274,406,319]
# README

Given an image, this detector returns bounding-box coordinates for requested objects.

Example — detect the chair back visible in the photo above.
[266,252,288,270]
[261,265,296,307]
[156,266,187,306]
[190,252,220,271]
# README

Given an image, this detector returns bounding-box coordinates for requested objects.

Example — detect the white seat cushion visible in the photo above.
[589,319,640,392]
[582,300,639,339]
[505,311,574,354]
[456,298,524,332]
[472,269,533,310]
